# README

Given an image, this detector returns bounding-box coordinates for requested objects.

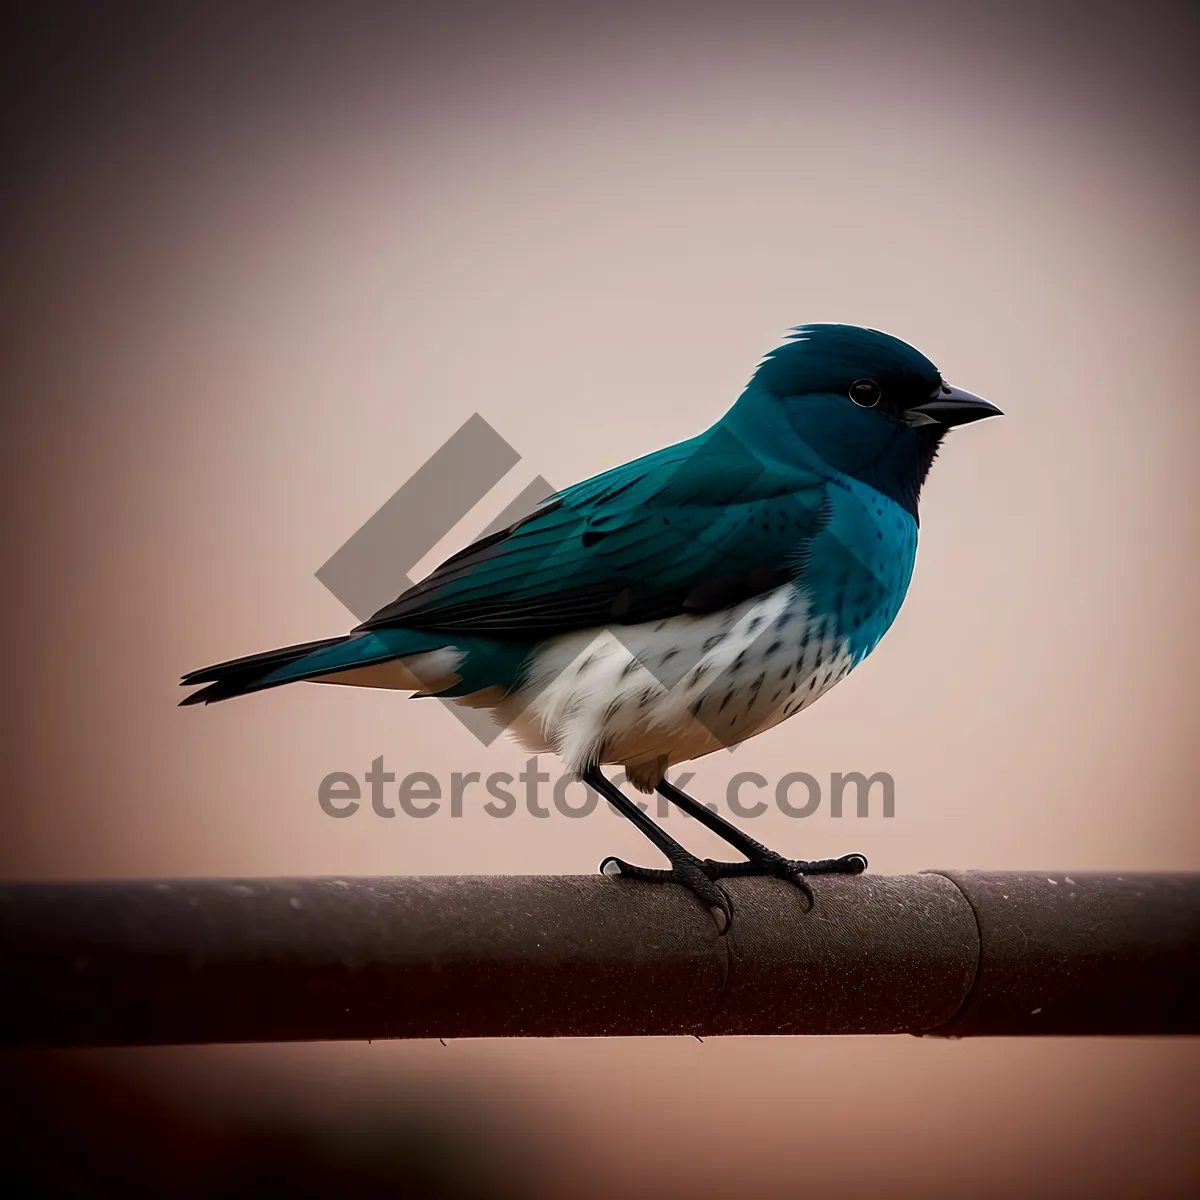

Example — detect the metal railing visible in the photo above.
[0,871,1196,1045]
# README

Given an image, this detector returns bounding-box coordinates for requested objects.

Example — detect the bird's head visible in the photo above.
[731,323,1001,518]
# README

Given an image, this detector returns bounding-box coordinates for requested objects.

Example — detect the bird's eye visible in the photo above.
[848,379,881,408]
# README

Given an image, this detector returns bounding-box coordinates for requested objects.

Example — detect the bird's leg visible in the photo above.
[584,766,733,932]
[655,777,867,910]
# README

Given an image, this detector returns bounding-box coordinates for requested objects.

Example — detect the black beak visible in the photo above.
[905,384,1003,429]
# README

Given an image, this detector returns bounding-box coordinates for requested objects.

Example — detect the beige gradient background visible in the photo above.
[2,1,1198,1195]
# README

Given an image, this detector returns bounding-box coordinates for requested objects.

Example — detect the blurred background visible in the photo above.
[1,0,1197,1195]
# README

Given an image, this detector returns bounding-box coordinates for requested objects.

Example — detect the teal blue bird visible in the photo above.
[182,324,1000,927]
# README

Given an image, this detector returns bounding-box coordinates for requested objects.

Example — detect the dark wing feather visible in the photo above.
[357,427,831,640]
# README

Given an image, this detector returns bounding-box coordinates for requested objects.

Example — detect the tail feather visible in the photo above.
[179,635,350,706]
[179,629,454,706]
[180,636,348,687]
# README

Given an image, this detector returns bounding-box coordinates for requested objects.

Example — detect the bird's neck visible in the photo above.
[720,384,943,521]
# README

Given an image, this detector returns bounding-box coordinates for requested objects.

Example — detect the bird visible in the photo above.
[182,323,1000,930]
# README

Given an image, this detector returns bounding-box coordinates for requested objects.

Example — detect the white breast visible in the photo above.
[485,583,853,790]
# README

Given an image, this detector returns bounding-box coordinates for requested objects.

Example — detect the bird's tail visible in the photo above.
[179,628,461,706]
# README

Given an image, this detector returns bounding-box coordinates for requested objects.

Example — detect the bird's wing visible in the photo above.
[357,426,833,639]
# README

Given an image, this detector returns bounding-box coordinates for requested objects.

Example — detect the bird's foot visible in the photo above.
[598,847,866,930]
[600,851,733,933]
[702,850,868,910]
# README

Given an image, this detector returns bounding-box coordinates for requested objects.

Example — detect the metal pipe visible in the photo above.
[0,872,1195,1046]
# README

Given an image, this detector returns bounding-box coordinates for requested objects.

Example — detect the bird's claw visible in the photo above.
[599,849,866,929]
[704,850,868,910]
[600,854,733,933]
